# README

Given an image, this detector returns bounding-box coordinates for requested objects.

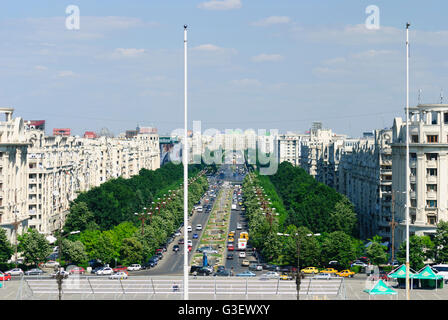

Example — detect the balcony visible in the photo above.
[426,175,437,183]
[427,160,437,168]
[427,191,437,199]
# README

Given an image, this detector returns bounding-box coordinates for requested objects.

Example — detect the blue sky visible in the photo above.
[1,0,448,136]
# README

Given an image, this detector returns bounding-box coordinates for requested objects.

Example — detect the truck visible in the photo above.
[238,238,247,250]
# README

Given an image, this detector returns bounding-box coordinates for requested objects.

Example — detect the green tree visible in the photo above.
[119,237,144,266]
[365,242,388,266]
[92,231,117,265]
[0,228,13,264]
[320,231,358,268]
[18,229,52,266]
[61,239,88,265]
[64,201,97,233]
[432,221,448,264]
[397,235,434,270]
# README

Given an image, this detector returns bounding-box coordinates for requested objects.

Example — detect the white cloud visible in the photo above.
[34,65,48,71]
[113,48,146,57]
[192,44,222,51]
[251,16,291,27]
[251,53,283,62]
[56,70,78,78]
[230,78,262,87]
[197,0,242,11]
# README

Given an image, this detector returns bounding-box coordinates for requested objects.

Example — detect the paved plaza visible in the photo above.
[0,274,446,300]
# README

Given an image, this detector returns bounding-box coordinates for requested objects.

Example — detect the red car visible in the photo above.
[228,245,234,251]
[69,267,85,275]
[0,272,11,281]
[113,265,127,272]
[155,248,163,254]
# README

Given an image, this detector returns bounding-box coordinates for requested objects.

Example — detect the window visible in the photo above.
[410,168,416,176]
[410,184,416,192]
[427,200,437,208]
[427,168,437,176]
[427,135,438,143]
[428,216,437,225]
[410,153,417,160]
[445,113,448,124]
[410,199,417,207]
[427,184,437,192]
[426,153,438,161]
[411,135,419,143]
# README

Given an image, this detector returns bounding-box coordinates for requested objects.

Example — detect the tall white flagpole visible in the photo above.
[405,22,411,301]
[183,24,189,300]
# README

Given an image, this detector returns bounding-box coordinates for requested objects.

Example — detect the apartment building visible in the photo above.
[392,103,448,247]
[0,109,160,240]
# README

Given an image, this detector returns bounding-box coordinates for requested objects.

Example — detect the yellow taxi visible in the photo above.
[336,269,355,278]
[228,237,234,243]
[319,268,338,274]
[280,273,292,280]
[241,259,250,267]
[301,267,319,274]
[228,231,235,238]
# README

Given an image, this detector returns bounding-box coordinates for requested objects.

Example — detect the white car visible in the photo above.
[187,226,192,232]
[5,268,24,276]
[51,270,69,279]
[127,264,141,271]
[174,231,181,236]
[109,271,128,280]
[261,272,280,279]
[44,260,60,268]
[196,224,202,230]
[187,240,193,247]
[239,252,246,258]
[313,273,336,280]
[96,267,113,275]
[237,223,242,230]
[351,261,368,268]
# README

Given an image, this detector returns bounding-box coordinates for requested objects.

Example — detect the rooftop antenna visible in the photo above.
[440,88,444,104]
[418,89,422,104]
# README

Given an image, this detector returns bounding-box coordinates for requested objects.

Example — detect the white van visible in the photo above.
[432,264,448,283]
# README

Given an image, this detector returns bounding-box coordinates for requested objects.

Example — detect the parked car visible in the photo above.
[51,270,69,279]
[156,253,163,260]
[249,263,259,271]
[301,267,319,274]
[96,267,114,275]
[173,245,180,252]
[0,272,11,281]
[379,271,391,281]
[113,265,127,273]
[92,266,104,274]
[5,268,24,276]
[69,267,85,275]
[24,268,45,276]
[178,238,185,245]
[217,266,226,272]
[351,261,368,268]
[174,230,181,237]
[197,267,213,276]
[109,271,128,279]
[236,271,256,277]
[44,260,60,268]
[127,264,141,271]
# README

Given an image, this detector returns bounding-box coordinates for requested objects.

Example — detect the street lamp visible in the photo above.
[56,229,80,301]
[135,209,152,236]
[277,232,321,300]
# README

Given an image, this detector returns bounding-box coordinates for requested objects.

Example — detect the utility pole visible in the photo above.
[405,22,411,301]
[183,24,189,301]
[389,192,397,262]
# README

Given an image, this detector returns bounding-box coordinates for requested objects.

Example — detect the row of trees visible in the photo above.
[242,172,363,269]
[0,164,210,269]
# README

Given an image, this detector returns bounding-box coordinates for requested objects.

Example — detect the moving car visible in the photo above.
[313,273,336,280]
[25,268,45,276]
[214,270,230,277]
[239,251,246,258]
[196,224,202,230]
[241,259,250,266]
[351,261,368,268]
[178,238,184,245]
[173,245,180,252]
[113,266,127,273]
[127,264,141,271]
[236,271,256,277]
[319,268,338,274]
[227,244,234,251]
[301,267,319,274]
[0,272,11,281]
[69,267,85,275]
[228,237,234,243]
[187,226,192,232]
[226,253,234,260]
[51,270,69,279]
[187,240,193,247]
[260,272,280,279]
[336,269,355,278]
[96,267,114,275]
[193,233,199,239]
[197,267,213,276]
[109,271,128,279]
[5,268,24,276]
[280,273,292,280]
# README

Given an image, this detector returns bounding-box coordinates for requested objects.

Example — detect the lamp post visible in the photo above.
[56,229,80,301]
[135,208,152,236]
[183,23,189,300]
[277,232,320,300]
[405,22,411,301]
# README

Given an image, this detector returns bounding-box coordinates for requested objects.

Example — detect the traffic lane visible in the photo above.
[135,186,219,275]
